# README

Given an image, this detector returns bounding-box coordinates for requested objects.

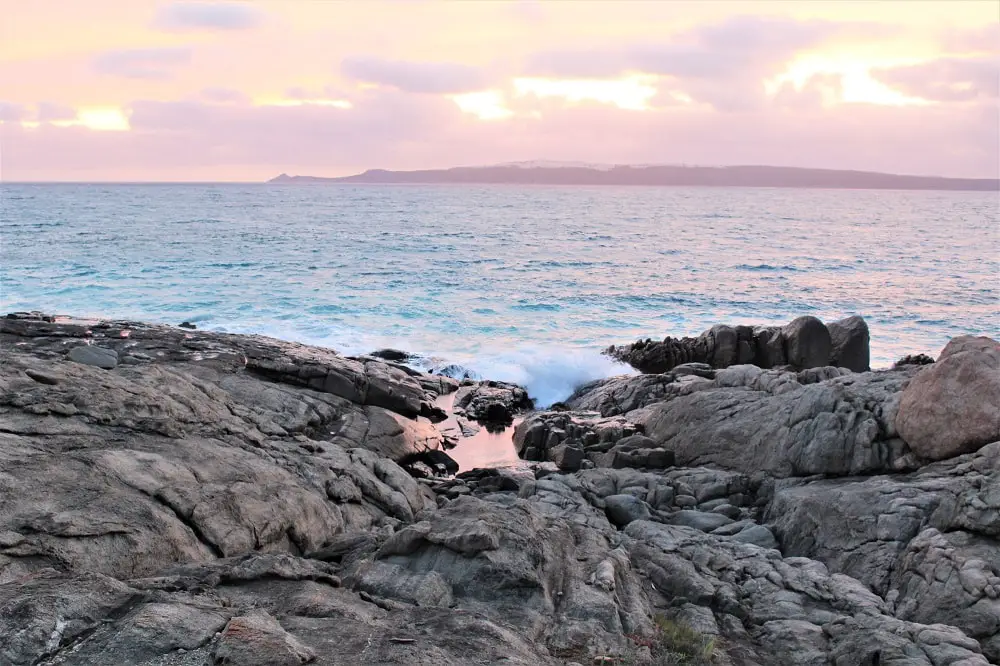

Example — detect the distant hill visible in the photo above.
[268,164,999,191]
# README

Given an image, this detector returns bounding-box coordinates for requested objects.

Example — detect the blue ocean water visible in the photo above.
[2,183,997,405]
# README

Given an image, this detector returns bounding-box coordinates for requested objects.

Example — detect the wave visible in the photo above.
[208,317,632,407]
[734,263,801,272]
[456,345,634,407]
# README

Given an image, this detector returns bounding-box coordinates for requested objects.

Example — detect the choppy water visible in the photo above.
[2,183,997,405]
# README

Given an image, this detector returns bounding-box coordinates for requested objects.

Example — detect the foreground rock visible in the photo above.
[896,335,1000,460]
[0,313,995,665]
[606,314,871,373]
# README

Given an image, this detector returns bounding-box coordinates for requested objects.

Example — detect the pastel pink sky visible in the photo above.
[1,0,998,181]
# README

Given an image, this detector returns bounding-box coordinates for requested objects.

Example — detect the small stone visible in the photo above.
[25,369,60,385]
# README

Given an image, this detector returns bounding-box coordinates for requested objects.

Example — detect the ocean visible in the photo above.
[2,183,997,405]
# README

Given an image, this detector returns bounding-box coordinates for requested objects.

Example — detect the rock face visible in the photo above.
[0,312,996,665]
[896,335,1000,460]
[606,314,871,374]
[827,315,871,372]
[451,380,533,428]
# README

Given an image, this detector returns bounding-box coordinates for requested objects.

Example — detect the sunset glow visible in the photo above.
[513,75,659,111]
[0,0,995,181]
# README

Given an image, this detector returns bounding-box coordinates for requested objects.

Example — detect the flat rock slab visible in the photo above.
[68,345,119,369]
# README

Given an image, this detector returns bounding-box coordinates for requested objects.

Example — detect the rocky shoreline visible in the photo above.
[1,312,997,665]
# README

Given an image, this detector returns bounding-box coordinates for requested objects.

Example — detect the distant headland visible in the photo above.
[268,162,999,191]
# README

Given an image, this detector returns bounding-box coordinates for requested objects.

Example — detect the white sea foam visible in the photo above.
[203,318,633,406]
[468,346,635,407]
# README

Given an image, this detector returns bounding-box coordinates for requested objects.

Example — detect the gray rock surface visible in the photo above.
[67,344,119,369]
[896,335,1000,460]
[0,313,994,665]
[452,380,533,426]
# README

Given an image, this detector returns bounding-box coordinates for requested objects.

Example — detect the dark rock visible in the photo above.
[828,315,871,371]
[401,449,460,477]
[370,348,412,362]
[67,344,119,369]
[782,315,831,369]
[549,443,585,471]
[607,315,865,374]
[604,494,651,527]
[452,380,532,426]
[893,353,935,368]
[179,321,197,330]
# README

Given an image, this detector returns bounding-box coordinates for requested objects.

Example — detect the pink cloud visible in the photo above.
[341,57,493,94]
[152,2,263,31]
[524,16,893,112]
[2,88,996,181]
[873,57,1000,102]
[0,101,26,122]
[93,47,193,80]
[36,102,77,121]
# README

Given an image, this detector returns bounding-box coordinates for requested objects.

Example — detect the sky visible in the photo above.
[1,0,998,182]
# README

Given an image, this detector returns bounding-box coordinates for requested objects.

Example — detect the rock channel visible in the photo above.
[0,312,997,665]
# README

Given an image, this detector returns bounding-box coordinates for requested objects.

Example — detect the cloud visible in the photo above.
[0,101,26,122]
[36,102,78,122]
[873,57,1000,102]
[2,86,996,182]
[525,15,889,111]
[152,2,263,31]
[198,87,250,104]
[93,47,193,80]
[941,24,1000,55]
[341,56,492,94]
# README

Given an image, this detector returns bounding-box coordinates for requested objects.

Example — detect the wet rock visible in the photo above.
[894,353,935,368]
[452,380,532,426]
[369,348,412,362]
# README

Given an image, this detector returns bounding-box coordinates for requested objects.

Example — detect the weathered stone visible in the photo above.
[828,315,871,372]
[782,316,831,369]
[896,335,1000,460]
[604,494,651,527]
[213,611,317,665]
[68,344,119,369]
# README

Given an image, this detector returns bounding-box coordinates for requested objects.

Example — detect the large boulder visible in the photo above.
[781,316,831,369]
[828,315,870,372]
[896,335,1000,460]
